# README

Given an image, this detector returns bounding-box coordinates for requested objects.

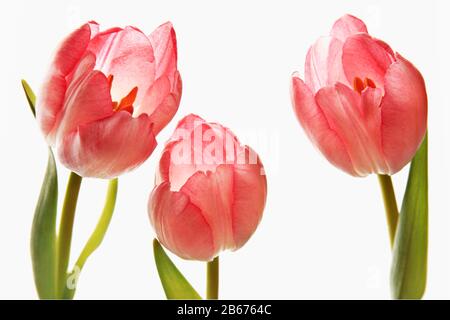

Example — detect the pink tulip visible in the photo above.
[148,114,267,261]
[291,15,427,176]
[36,21,181,178]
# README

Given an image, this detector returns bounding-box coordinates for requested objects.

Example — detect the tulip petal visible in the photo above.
[150,22,178,83]
[304,14,369,94]
[156,140,177,185]
[56,58,114,138]
[315,83,388,175]
[342,33,395,89]
[291,75,356,175]
[135,76,170,116]
[380,55,427,174]
[37,22,97,141]
[305,36,347,93]
[173,113,205,133]
[136,71,182,135]
[169,121,237,191]
[232,146,267,249]
[37,75,66,144]
[330,14,368,42]
[64,52,98,100]
[164,114,206,163]
[57,112,156,178]
[53,22,98,77]
[157,114,206,188]
[360,87,384,151]
[180,165,235,251]
[304,37,329,93]
[151,72,182,135]
[149,182,215,261]
[88,26,155,105]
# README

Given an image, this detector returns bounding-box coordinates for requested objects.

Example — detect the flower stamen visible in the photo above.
[108,74,138,115]
[353,77,376,94]
[364,77,376,89]
[353,77,365,94]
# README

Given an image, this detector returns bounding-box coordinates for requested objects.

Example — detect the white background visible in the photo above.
[1,0,449,299]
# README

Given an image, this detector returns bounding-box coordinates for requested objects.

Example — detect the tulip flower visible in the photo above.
[291,14,427,177]
[148,114,267,262]
[36,21,181,178]
[25,20,181,299]
[290,15,428,299]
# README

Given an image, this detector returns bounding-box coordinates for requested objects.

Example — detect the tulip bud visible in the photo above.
[291,14,427,176]
[148,114,267,261]
[36,21,182,178]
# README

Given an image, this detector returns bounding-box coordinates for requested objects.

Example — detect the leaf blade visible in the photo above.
[21,79,36,116]
[153,239,202,299]
[25,81,58,299]
[391,133,428,299]
[30,149,58,299]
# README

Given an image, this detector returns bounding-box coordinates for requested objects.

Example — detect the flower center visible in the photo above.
[107,75,138,115]
[353,77,376,94]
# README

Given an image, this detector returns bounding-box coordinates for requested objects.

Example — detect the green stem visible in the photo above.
[206,256,219,299]
[377,174,399,247]
[73,178,118,272]
[56,172,82,298]
[62,178,118,300]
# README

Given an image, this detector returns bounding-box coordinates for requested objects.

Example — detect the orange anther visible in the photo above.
[113,86,138,115]
[364,77,376,89]
[353,77,365,94]
[107,74,114,89]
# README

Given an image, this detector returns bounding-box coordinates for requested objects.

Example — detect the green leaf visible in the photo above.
[26,80,58,299]
[391,133,428,299]
[153,239,202,299]
[63,178,119,299]
[30,149,58,299]
[21,79,36,116]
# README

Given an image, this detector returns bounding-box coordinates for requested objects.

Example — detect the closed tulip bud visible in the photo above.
[291,15,427,176]
[36,21,181,178]
[148,114,267,261]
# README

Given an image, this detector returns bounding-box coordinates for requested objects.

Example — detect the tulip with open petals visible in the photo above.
[291,15,427,176]
[148,114,267,261]
[36,21,181,178]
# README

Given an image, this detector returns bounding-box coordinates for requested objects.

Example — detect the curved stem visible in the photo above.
[57,172,82,297]
[63,178,118,299]
[73,178,118,272]
[206,256,219,299]
[377,174,399,247]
